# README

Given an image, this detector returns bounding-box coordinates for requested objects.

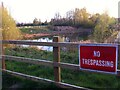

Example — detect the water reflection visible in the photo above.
[21,38,53,51]
[21,33,87,51]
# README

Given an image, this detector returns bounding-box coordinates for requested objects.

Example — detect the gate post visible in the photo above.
[53,36,61,82]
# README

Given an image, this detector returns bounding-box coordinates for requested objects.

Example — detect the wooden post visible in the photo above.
[53,36,61,82]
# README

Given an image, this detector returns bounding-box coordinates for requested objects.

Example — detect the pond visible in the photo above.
[21,35,72,51]
[21,38,53,51]
[20,33,86,51]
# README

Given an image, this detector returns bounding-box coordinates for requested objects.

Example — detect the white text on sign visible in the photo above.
[93,51,100,57]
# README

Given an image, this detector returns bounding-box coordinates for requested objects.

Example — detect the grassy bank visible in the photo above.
[20,26,52,34]
[3,72,63,90]
[4,47,120,89]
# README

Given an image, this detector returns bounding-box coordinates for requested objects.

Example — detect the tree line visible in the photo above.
[17,8,117,30]
[50,8,116,29]
[17,18,48,27]
[1,4,118,43]
[50,8,117,43]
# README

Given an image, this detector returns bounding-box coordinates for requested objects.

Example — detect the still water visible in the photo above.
[21,33,82,51]
[22,38,53,51]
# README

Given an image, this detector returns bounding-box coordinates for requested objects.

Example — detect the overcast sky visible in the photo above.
[1,0,119,23]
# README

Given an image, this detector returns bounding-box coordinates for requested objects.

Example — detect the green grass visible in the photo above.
[5,47,53,61]
[20,27,52,34]
[2,72,63,90]
[4,47,120,89]
[6,61,54,80]
[61,68,120,89]
[5,47,79,64]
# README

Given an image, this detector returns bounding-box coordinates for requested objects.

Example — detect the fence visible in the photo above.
[1,36,120,89]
